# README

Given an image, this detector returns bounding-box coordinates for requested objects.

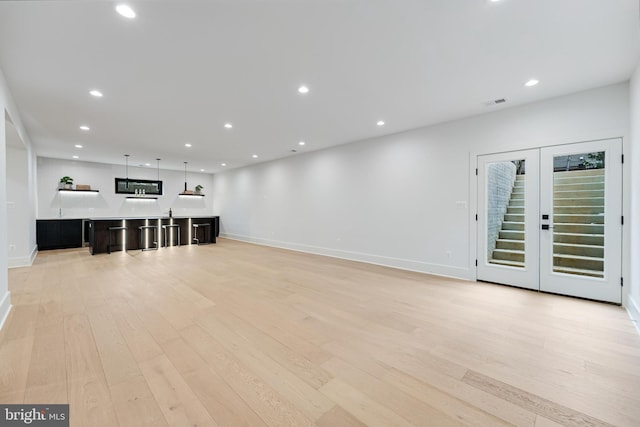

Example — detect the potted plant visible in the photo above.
[59,176,74,190]
[195,185,203,194]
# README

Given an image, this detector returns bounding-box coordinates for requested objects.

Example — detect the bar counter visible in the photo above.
[88,216,219,254]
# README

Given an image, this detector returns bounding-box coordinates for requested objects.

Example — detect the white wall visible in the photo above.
[213,83,629,283]
[6,145,36,267]
[37,157,215,219]
[0,67,37,331]
[628,63,640,330]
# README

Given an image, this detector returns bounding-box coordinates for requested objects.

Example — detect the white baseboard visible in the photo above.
[7,244,37,268]
[626,295,640,336]
[220,232,473,281]
[0,291,12,333]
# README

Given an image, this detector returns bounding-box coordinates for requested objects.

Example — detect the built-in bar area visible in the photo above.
[89,216,219,254]
[36,216,219,255]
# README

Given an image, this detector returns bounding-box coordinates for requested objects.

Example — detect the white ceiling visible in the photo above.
[0,0,638,173]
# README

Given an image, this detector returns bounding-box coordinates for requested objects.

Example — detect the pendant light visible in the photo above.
[183,161,188,192]
[124,154,130,188]
[156,158,161,180]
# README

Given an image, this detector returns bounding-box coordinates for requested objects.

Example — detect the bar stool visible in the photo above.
[192,223,211,245]
[162,224,181,247]
[107,226,128,254]
[138,225,159,250]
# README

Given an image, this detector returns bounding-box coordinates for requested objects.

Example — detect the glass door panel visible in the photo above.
[552,152,605,278]
[540,139,621,303]
[487,159,526,268]
[477,150,539,290]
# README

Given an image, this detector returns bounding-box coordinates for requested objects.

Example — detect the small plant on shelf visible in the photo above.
[195,185,204,194]
[59,176,74,189]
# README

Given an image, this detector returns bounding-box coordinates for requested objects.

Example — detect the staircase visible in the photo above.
[488,169,605,278]
[552,168,604,278]
[490,174,525,267]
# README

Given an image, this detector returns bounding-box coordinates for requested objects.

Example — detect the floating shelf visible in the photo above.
[179,193,204,197]
[126,196,158,200]
[58,189,99,192]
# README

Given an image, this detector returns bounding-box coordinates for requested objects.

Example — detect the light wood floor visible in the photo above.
[1,238,639,427]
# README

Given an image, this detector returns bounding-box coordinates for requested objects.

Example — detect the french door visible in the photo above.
[477,139,622,303]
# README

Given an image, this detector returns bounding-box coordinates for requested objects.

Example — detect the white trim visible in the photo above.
[7,244,37,268]
[220,233,474,281]
[626,295,640,336]
[0,291,12,332]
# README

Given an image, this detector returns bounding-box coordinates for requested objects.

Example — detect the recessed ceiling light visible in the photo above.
[377,120,385,126]
[200,169,204,172]
[115,4,136,19]
[221,163,227,166]
[72,155,79,159]
[490,0,501,3]
[89,90,103,97]
[252,154,258,158]
[525,79,539,87]
[298,141,305,146]
[145,163,151,166]
[298,85,309,94]
[79,125,90,131]
[185,143,192,147]
[224,123,233,129]
[74,144,83,148]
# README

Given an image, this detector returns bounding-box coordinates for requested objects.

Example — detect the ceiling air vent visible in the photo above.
[484,98,507,107]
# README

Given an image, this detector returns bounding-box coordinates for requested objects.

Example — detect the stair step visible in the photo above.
[554,174,604,184]
[553,265,604,278]
[554,254,603,271]
[554,243,604,257]
[553,214,604,224]
[506,206,524,213]
[554,206,604,214]
[554,189,604,198]
[554,197,604,206]
[554,223,603,234]
[489,259,525,268]
[499,230,525,240]
[504,214,524,222]
[554,232,604,245]
[495,239,525,250]
[554,169,604,177]
[501,221,524,231]
[553,182,604,191]
[492,249,525,262]
[509,199,525,207]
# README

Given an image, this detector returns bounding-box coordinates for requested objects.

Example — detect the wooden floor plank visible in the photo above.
[0,335,34,403]
[24,322,67,400]
[139,354,219,427]
[110,375,169,427]
[161,337,268,427]
[462,370,615,427]
[319,378,414,427]
[180,324,316,427]
[88,306,142,387]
